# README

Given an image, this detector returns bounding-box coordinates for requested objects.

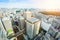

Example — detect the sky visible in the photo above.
[0,0,60,10]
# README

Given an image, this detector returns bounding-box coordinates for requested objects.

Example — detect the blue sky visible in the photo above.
[0,0,60,10]
[0,0,31,3]
[0,0,34,8]
[0,0,9,2]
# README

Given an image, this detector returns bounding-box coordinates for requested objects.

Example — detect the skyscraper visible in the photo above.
[26,18,40,39]
[23,11,32,20]
[0,19,8,40]
[2,17,14,36]
[18,16,25,30]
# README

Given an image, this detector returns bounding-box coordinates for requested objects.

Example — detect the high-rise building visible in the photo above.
[41,19,51,31]
[0,19,6,34]
[23,11,32,20]
[18,16,25,30]
[0,19,8,40]
[0,12,3,18]
[26,18,40,39]
[2,17,15,36]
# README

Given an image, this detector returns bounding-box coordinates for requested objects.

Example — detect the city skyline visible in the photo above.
[0,0,60,10]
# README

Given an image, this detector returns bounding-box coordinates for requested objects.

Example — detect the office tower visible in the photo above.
[2,17,15,36]
[0,19,9,40]
[41,19,51,31]
[18,16,25,30]
[26,18,40,39]
[23,11,32,20]
[0,19,6,34]
[0,13,3,18]
[33,19,41,37]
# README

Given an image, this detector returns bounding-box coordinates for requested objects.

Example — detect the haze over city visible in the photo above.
[0,0,60,10]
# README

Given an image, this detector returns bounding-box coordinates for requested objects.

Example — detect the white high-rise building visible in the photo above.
[0,19,6,33]
[41,18,52,31]
[26,18,40,39]
[0,12,3,18]
[18,16,25,30]
[0,19,8,40]
[2,17,14,36]
[23,11,32,20]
